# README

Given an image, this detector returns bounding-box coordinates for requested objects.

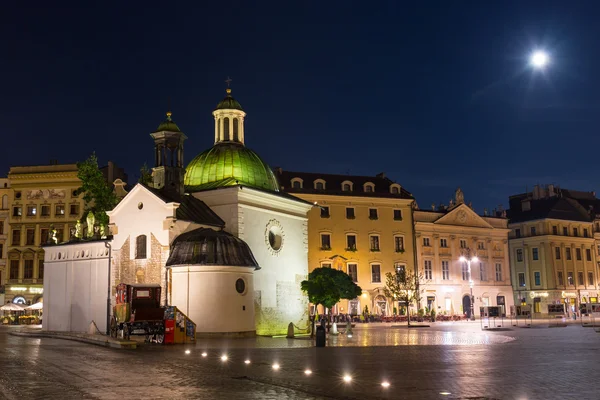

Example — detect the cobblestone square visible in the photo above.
[1,321,599,400]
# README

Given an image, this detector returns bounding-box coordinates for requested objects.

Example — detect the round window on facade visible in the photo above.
[235,278,246,295]
[265,219,284,255]
[268,229,282,251]
[138,202,144,210]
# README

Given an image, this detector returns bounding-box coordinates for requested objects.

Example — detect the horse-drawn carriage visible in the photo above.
[110,283,166,343]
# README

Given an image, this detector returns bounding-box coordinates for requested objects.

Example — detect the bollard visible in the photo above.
[286,322,295,338]
[346,322,353,337]
[315,326,326,347]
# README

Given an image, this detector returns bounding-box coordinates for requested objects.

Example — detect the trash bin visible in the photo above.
[315,326,326,347]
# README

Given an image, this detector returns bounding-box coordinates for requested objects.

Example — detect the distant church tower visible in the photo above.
[150,111,187,196]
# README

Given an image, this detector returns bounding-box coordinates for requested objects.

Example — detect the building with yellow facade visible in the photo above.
[0,178,11,304]
[5,164,83,305]
[414,189,513,318]
[507,185,600,317]
[276,169,415,316]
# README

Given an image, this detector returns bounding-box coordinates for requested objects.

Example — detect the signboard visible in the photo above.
[547,304,565,315]
[479,306,502,318]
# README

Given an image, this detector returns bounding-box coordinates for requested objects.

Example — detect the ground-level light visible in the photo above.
[304,369,312,375]
[381,381,390,388]
[244,359,251,364]
[221,354,228,362]
[272,363,280,370]
[201,352,207,357]
[343,375,352,383]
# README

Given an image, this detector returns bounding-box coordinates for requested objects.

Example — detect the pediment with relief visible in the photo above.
[434,204,494,229]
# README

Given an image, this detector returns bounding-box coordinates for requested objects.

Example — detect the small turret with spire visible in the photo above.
[150,110,188,196]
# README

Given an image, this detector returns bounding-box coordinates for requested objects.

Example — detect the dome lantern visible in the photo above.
[213,78,247,145]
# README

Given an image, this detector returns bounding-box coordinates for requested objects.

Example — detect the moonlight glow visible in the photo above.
[530,51,549,68]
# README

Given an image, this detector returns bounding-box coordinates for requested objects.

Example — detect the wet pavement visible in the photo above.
[1,321,599,399]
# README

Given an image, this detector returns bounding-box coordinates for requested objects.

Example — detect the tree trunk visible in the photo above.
[407,297,411,326]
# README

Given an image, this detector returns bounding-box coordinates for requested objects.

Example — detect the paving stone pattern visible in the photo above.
[1,321,600,399]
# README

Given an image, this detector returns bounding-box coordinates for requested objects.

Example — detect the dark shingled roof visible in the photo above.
[142,185,225,228]
[507,188,600,223]
[166,228,259,269]
[275,170,413,199]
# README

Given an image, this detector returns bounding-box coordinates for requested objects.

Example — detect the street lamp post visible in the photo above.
[459,249,478,321]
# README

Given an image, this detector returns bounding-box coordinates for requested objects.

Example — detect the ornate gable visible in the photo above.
[434,204,494,229]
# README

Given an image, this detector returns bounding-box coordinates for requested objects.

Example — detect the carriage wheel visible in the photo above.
[110,317,118,338]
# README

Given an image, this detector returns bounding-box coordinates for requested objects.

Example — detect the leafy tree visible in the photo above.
[139,163,153,185]
[301,267,362,331]
[384,265,425,326]
[76,153,118,227]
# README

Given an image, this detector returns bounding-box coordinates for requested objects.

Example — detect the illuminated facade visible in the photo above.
[276,169,415,316]
[414,189,513,318]
[107,88,312,336]
[0,178,11,304]
[5,164,83,305]
[508,185,600,316]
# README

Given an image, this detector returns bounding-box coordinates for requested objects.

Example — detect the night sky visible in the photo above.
[2,1,599,212]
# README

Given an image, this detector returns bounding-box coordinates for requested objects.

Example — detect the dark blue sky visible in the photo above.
[2,1,599,212]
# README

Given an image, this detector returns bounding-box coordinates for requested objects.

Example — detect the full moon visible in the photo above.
[530,51,549,68]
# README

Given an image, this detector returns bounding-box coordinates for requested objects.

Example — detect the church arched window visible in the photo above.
[135,235,147,259]
[233,118,239,141]
[223,117,230,141]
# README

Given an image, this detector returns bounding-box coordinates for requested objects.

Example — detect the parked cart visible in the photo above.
[110,283,166,342]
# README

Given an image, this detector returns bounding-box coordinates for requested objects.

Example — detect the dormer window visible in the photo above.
[291,178,303,189]
[342,180,353,192]
[390,184,401,194]
[364,182,375,193]
[314,179,326,190]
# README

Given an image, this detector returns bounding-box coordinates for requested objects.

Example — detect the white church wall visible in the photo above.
[43,241,110,333]
[240,205,309,335]
[193,186,312,336]
[107,184,175,304]
[170,265,255,334]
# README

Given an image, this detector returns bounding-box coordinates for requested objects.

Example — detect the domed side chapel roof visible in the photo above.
[166,228,260,269]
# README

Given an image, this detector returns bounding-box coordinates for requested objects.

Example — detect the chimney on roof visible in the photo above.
[532,185,541,199]
[376,172,385,179]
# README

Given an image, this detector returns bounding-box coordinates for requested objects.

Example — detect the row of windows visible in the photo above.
[320,233,405,252]
[12,204,80,218]
[321,261,503,283]
[517,271,594,287]
[320,206,403,221]
[514,226,591,238]
[423,237,490,249]
[217,117,241,141]
[292,179,401,194]
[11,227,64,246]
[436,261,502,281]
[320,262,406,283]
[9,259,44,280]
[515,247,594,262]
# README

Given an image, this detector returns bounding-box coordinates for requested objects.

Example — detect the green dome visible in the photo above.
[155,112,181,132]
[216,89,243,111]
[184,142,279,192]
